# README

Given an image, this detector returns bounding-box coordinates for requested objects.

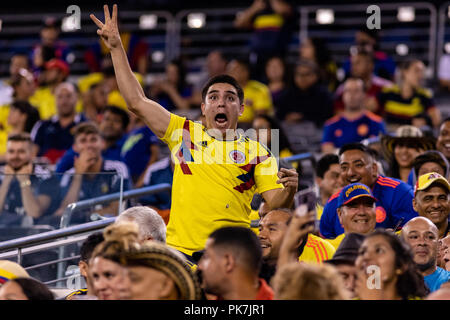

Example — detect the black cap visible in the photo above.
[325,233,366,265]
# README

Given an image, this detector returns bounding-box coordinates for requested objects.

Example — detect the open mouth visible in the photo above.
[214,113,228,126]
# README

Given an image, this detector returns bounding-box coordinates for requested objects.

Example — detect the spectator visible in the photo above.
[324,233,366,299]
[234,0,295,80]
[402,217,450,292]
[299,37,338,92]
[444,249,450,271]
[322,78,386,154]
[30,17,73,79]
[334,48,392,114]
[380,125,435,183]
[257,209,335,284]
[315,153,342,220]
[54,122,131,225]
[0,133,59,226]
[138,156,173,223]
[410,151,449,188]
[0,277,54,300]
[355,229,428,300]
[435,118,450,164]
[90,6,298,263]
[320,143,417,239]
[276,59,333,128]
[438,235,450,269]
[0,260,30,285]
[411,113,434,138]
[0,53,30,106]
[191,50,228,106]
[251,114,294,158]
[81,82,109,124]
[272,262,349,300]
[115,206,166,243]
[119,241,202,300]
[30,58,77,121]
[226,58,273,126]
[342,28,396,81]
[196,226,273,300]
[31,82,86,164]
[377,59,441,129]
[438,53,450,92]
[426,286,450,300]
[412,173,450,239]
[149,59,193,112]
[10,68,36,104]
[329,183,378,249]
[120,116,160,185]
[88,222,138,300]
[263,56,290,108]
[65,232,104,300]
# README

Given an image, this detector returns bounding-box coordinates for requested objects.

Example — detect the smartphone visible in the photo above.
[294,187,317,212]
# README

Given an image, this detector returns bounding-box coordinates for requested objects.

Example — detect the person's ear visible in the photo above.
[78,261,88,279]
[223,252,236,273]
[201,102,206,116]
[238,103,244,117]
[158,275,177,299]
[337,207,344,226]
[412,198,418,213]
[315,177,323,188]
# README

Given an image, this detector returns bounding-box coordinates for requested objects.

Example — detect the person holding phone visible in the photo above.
[0,133,59,225]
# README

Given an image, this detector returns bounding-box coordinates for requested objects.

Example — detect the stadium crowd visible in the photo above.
[0,1,450,300]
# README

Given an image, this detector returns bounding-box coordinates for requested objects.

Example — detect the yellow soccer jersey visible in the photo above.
[239,80,273,123]
[299,234,336,264]
[161,113,282,256]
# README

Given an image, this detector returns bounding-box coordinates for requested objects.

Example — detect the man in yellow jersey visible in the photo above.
[257,208,335,284]
[90,5,298,261]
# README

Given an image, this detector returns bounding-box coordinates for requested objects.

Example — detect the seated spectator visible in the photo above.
[0,277,54,300]
[410,150,450,188]
[320,143,417,239]
[31,82,86,164]
[233,0,295,80]
[115,206,166,243]
[315,154,343,220]
[377,59,441,129]
[322,78,386,154]
[0,133,60,226]
[272,262,349,300]
[334,48,392,114]
[0,53,30,106]
[226,58,273,126]
[30,17,73,81]
[438,235,450,269]
[149,59,193,112]
[380,125,435,183]
[276,59,333,128]
[263,56,290,108]
[342,28,396,81]
[436,117,450,164]
[65,232,104,300]
[299,37,338,92]
[324,233,366,299]
[121,116,160,185]
[138,156,173,223]
[81,82,109,124]
[88,222,138,300]
[402,217,450,292]
[412,173,450,239]
[191,50,228,106]
[257,209,336,284]
[355,229,428,300]
[54,122,131,225]
[10,68,36,105]
[411,113,434,138]
[196,226,273,300]
[437,53,450,92]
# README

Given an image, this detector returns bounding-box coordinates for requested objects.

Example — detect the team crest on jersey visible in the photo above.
[229,150,246,164]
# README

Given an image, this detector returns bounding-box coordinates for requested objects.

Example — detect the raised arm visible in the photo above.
[90,5,170,138]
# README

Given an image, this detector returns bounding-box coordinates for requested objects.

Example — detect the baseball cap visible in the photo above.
[45,59,70,76]
[337,183,377,208]
[0,260,30,286]
[414,172,450,195]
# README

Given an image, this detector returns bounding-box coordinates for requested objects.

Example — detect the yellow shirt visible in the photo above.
[162,114,282,256]
[0,104,10,155]
[299,234,336,264]
[239,80,273,123]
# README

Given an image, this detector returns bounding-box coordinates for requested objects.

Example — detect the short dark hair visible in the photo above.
[7,132,32,144]
[316,154,340,178]
[209,226,262,273]
[11,277,54,300]
[10,101,40,133]
[338,142,373,158]
[412,151,449,178]
[103,105,130,130]
[80,232,104,263]
[72,122,100,139]
[201,74,244,104]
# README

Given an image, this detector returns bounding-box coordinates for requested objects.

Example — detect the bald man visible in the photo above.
[31,82,86,164]
[402,216,450,292]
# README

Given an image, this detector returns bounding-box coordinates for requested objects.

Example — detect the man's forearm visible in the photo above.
[20,183,45,218]
[268,188,295,210]
[0,178,12,213]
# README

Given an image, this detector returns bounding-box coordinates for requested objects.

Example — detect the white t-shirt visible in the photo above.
[438,55,450,81]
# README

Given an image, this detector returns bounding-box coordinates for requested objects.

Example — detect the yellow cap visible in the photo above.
[414,172,450,195]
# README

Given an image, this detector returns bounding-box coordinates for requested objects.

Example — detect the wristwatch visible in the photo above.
[20,179,31,188]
